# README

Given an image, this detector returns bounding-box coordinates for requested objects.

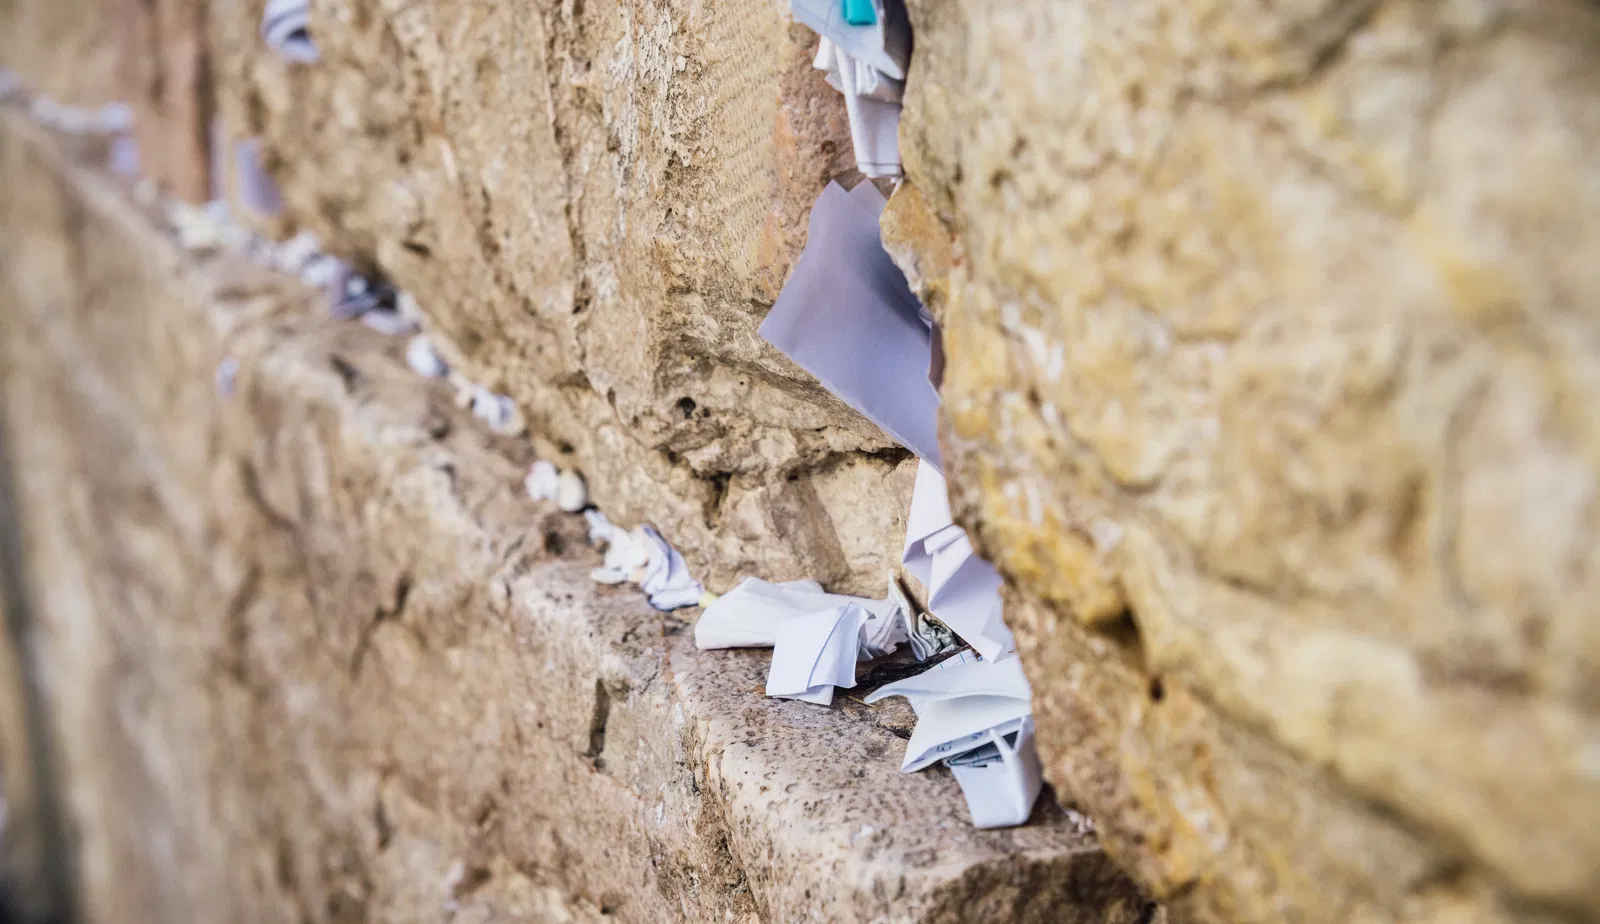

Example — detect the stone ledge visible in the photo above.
[0,111,1153,923]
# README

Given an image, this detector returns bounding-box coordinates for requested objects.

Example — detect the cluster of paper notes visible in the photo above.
[696,177,1046,829]
[583,511,705,612]
[790,0,910,179]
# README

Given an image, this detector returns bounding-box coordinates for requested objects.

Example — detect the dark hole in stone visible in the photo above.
[676,396,697,418]
[401,240,431,258]
[328,354,362,393]
[543,530,566,556]
[1148,675,1165,703]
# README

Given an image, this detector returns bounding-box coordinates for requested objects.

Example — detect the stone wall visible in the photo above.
[213,0,919,598]
[2,0,1597,921]
[889,0,1600,921]
[0,116,1149,923]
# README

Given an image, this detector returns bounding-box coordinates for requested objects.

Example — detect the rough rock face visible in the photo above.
[0,117,1152,924]
[5,0,1597,921]
[211,0,918,597]
[886,0,1600,921]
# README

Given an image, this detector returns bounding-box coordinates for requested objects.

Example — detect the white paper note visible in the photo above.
[945,720,1045,829]
[637,526,704,612]
[902,461,1016,662]
[864,655,1032,771]
[694,577,892,650]
[766,603,871,705]
[407,335,449,378]
[789,0,909,81]
[760,182,942,468]
[234,138,284,217]
[813,40,901,178]
[261,0,318,62]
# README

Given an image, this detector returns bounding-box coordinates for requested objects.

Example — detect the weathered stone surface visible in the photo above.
[0,0,119,106]
[211,0,917,597]
[2,0,214,199]
[0,114,1153,923]
[888,0,1600,922]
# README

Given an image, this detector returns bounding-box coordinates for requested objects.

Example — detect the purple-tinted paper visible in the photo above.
[759,181,942,470]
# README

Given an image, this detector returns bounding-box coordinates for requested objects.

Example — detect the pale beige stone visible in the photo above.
[889,0,1600,921]
[210,0,916,597]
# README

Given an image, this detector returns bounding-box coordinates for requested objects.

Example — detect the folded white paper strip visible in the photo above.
[406,335,449,378]
[582,512,704,611]
[945,720,1045,829]
[233,138,284,217]
[903,461,1016,662]
[261,0,318,62]
[813,39,901,178]
[766,602,872,705]
[694,576,895,650]
[865,655,1033,770]
[790,0,909,83]
[759,182,942,468]
[636,526,704,611]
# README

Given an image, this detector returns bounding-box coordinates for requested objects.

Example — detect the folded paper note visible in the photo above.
[790,0,909,81]
[261,0,318,62]
[760,182,942,468]
[902,461,1016,661]
[582,512,703,611]
[945,720,1044,829]
[406,335,449,378]
[813,40,901,178]
[636,526,704,611]
[766,602,872,705]
[695,577,893,650]
[865,655,1033,771]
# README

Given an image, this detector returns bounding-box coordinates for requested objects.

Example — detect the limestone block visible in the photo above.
[211,0,916,596]
[0,0,119,106]
[2,0,213,199]
[889,0,1600,921]
[0,115,1154,923]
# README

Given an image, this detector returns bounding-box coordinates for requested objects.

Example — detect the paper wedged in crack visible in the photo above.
[789,0,908,81]
[865,655,1032,771]
[766,603,870,705]
[813,40,901,178]
[694,576,891,650]
[759,182,940,467]
[903,462,1015,661]
[261,0,318,62]
[946,721,1044,830]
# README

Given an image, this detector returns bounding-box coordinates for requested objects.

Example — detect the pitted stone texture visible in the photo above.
[0,117,1153,923]
[0,0,120,106]
[889,1,1600,922]
[210,0,916,596]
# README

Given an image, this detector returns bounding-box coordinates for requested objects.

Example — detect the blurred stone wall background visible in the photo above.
[2,0,1598,922]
